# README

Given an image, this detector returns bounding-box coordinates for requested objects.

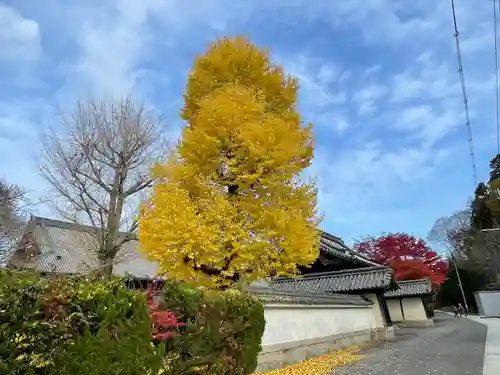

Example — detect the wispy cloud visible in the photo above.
[0,4,41,62]
[0,0,497,244]
[353,84,387,116]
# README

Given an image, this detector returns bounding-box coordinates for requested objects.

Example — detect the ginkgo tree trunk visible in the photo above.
[139,36,322,289]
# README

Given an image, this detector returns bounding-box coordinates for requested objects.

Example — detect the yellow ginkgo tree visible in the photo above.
[138,36,322,288]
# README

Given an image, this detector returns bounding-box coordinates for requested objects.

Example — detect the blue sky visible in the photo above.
[0,0,497,246]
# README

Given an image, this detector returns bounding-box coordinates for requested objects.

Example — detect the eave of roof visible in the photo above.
[319,231,382,268]
[271,266,399,294]
[248,285,373,306]
[384,278,434,298]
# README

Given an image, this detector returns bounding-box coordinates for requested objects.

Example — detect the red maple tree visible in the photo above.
[353,232,449,288]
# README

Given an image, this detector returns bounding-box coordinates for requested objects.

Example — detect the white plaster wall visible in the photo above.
[475,291,500,317]
[386,299,404,322]
[364,293,385,328]
[401,297,427,321]
[262,305,374,346]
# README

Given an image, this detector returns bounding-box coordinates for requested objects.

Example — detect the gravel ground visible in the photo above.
[332,313,487,375]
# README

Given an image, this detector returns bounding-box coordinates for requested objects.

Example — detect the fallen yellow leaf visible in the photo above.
[253,347,362,375]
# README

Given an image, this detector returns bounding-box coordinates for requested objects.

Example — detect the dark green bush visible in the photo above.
[0,270,265,375]
[158,281,265,375]
[0,270,161,375]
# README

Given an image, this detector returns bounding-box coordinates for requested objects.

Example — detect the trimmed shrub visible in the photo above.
[155,281,266,375]
[0,270,265,375]
[0,270,161,375]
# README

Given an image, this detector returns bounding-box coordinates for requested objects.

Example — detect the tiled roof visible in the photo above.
[271,266,398,294]
[384,279,434,298]
[8,217,381,283]
[320,231,382,267]
[9,216,158,279]
[248,285,373,306]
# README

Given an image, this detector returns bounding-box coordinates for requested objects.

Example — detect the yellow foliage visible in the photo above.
[139,36,322,288]
[253,347,362,375]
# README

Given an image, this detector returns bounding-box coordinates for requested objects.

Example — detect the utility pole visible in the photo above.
[450,251,469,313]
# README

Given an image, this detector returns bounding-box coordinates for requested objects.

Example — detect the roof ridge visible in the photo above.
[32,216,100,233]
[396,278,431,284]
[31,216,137,238]
[385,277,434,298]
[320,232,348,245]
[319,230,343,242]
[319,233,383,267]
[271,265,399,293]
[274,265,390,282]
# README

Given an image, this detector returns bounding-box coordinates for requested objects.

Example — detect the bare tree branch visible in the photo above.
[466,231,500,289]
[427,209,471,259]
[37,97,168,277]
[0,181,30,265]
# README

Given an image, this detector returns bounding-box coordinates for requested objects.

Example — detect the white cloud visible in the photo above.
[317,64,340,84]
[390,56,459,104]
[278,55,348,107]
[0,4,41,62]
[66,0,165,98]
[362,64,381,78]
[461,21,492,54]
[335,118,349,133]
[0,98,55,209]
[352,84,387,116]
[301,0,447,47]
[308,141,439,223]
[393,105,462,147]
[0,0,496,243]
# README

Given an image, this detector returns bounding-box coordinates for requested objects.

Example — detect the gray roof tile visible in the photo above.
[248,285,373,306]
[320,231,382,267]
[271,266,398,294]
[384,279,434,298]
[9,216,158,278]
[9,218,383,284]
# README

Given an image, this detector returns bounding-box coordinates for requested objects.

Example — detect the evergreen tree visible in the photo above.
[487,154,500,224]
[487,178,500,225]
[489,154,500,182]
[138,37,321,288]
[470,183,494,230]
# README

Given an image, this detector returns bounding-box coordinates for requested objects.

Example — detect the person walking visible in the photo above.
[458,303,468,317]
[454,304,461,318]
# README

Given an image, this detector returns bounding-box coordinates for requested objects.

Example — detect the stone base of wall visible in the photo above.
[394,319,434,328]
[256,327,394,372]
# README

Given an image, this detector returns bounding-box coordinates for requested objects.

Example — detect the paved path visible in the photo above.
[466,315,500,375]
[333,313,486,375]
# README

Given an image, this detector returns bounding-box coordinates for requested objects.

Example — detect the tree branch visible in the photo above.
[37,97,169,276]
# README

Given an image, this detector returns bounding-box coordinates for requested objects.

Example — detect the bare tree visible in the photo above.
[38,98,168,277]
[0,181,29,266]
[427,208,472,258]
[429,208,500,289]
[468,231,500,289]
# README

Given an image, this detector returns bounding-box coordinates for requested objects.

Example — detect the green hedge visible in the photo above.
[155,281,265,375]
[0,270,161,375]
[0,270,265,375]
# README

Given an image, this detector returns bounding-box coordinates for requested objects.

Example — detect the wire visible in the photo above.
[450,0,478,186]
[494,0,500,154]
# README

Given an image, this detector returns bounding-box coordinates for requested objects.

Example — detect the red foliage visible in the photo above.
[146,284,185,341]
[353,232,449,288]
